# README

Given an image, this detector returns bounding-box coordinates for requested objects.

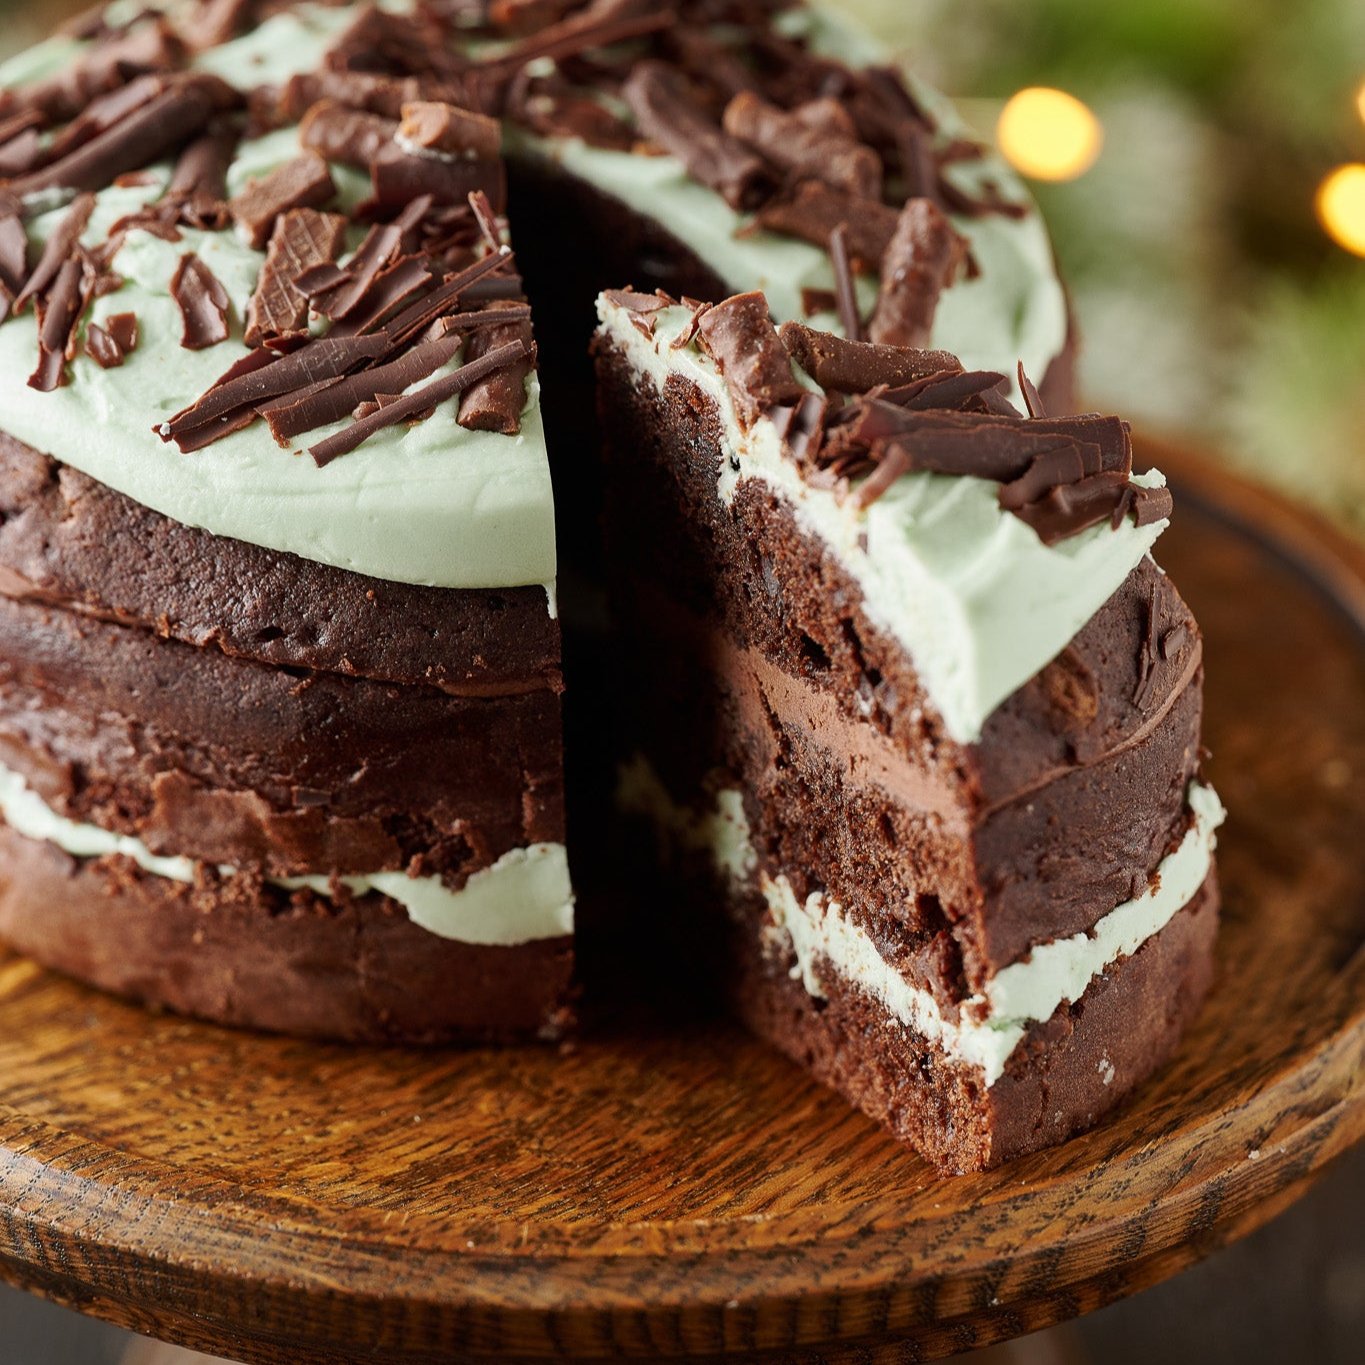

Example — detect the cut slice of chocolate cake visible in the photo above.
[595,290,1222,1172]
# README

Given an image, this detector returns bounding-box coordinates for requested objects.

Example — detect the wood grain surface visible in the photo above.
[0,440,1360,1364]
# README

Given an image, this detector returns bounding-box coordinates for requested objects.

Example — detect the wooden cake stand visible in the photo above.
[0,439,1360,1364]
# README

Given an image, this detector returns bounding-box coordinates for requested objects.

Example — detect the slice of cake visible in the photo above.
[595,290,1222,1172]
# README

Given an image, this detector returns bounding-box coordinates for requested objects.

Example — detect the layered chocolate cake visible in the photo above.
[595,290,1221,1170]
[0,0,1219,1169]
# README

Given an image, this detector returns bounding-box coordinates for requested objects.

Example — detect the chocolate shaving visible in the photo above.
[0,193,29,322]
[42,73,163,164]
[165,123,239,229]
[28,255,91,391]
[482,0,674,77]
[467,189,502,252]
[229,153,335,249]
[0,128,44,178]
[754,180,899,272]
[300,100,397,167]
[8,75,235,197]
[1017,360,1046,419]
[245,209,348,347]
[622,62,771,212]
[695,291,803,426]
[722,90,882,200]
[183,0,259,50]
[170,253,231,350]
[792,98,858,141]
[325,256,434,337]
[85,310,138,368]
[778,322,961,393]
[869,198,968,348]
[603,286,668,337]
[278,70,466,123]
[458,303,536,433]
[398,101,501,160]
[308,338,529,465]
[828,223,863,343]
[881,369,1010,411]
[12,193,96,317]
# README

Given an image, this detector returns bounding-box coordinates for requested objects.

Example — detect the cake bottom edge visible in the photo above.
[0,823,576,1045]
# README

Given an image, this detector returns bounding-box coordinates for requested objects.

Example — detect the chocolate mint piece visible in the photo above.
[622,62,772,212]
[171,253,230,350]
[28,255,90,391]
[245,208,347,347]
[9,75,234,197]
[300,100,398,168]
[85,310,138,367]
[308,338,529,466]
[754,180,900,272]
[12,193,96,317]
[868,198,968,348]
[778,322,961,393]
[695,291,804,426]
[370,141,505,212]
[229,153,335,249]
[723,91,882,200]
[398,101,501,161]
[458,303,536,433]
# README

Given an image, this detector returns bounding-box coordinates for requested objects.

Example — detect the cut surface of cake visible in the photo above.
[0,0,1220,1168]
[595,290,1222,1171]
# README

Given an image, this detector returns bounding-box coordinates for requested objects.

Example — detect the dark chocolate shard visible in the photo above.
[41,72,163,164]
[722,90,882,200]
[245,208,348,347]
[8,75,235,197]
[183,0,259,49]
[791,97,859,141]
[325,256,434,338]
[483,0,673,76]
[0,127,45,178]
[851,442,911,509]
[167,124,239,225]
[1012,469,1135,546]
[278,70,466,122]
[170,253,231,350]
[457,303,536,433]
[467,189,502,253]
[300,100,398,167]
[28,254,90,391]
[161,333,392,450]
[380,246,517,346]
[868,198,968,348]
[12,192,96,317]
[753,180,900,272]
[228,153,336,250]
[308,338,530,465]
[828,223,863,343]
[85,310,138,367]
[0,192,29,321]
[370,141,505,212]
[779,322,961,393]
[398,101,501,161]
[260,325,466,443]
[1016,361,1047,419]
[880,369,1009,411]
[695,290,804,426]
[622,61,772,212]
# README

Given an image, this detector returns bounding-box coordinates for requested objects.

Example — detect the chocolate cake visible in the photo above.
[0,0,1219,1170]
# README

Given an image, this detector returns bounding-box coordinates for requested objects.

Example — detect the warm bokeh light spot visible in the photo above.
[1316,164,1365,258]
[996,87,1103,182]
[1356,79,1365,125]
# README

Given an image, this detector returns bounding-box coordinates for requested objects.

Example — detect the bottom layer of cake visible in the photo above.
[738,872,1217,1172]
[0,817,575,1044]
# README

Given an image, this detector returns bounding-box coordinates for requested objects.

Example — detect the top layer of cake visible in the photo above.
[0,0,1067,598]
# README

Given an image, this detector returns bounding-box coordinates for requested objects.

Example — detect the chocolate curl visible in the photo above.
[0,194,27,322]
[168,124,238,202]
[1017,361,1046,419]
[8,75,237,197]
[398,101,501,160]
[622,62,772,212]
[183,0,258,49]
[722,90,882,200]
[278,70,465,122]
[754,180,899,272]
[791,97,858,141]
[489,0,579,33]
[41,73,163,164]
[12,193,96,317]
[778,321,961,394]
[868,198,968,348]
[828,223,863,343]
[245,209,348,347]
[171,253,231,350]
[300,101,398,168]
[229,153,336,249]
[457,303,536,433]
[308,338,530,466]
[28,255,91,391]
[482,0,674,76]
[695,291,804,426]
[0,127,43,178]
